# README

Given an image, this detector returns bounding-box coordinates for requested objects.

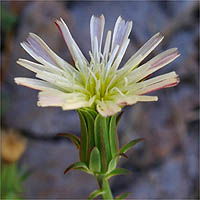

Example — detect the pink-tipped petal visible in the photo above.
[127,48,180,83]
[55,18,88,71]
[133,71,179,95]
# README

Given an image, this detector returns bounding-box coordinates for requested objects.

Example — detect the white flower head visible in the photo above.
[15,15,180,117]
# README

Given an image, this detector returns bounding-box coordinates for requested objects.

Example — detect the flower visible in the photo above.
[15,15,180,117]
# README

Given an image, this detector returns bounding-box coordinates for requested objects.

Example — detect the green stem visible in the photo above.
[102,178,113,199]
[96,175,113,200]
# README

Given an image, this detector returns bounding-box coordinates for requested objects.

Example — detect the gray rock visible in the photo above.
[21,139,97,199]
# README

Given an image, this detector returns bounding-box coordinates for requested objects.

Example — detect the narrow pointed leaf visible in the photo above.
[115,192,131,200]
[89,189,105,200]
[56,133,80,149]
[109,115,119,158]
[64,162,90,174]
[105,168,130,180]
[120,138,144,154]
[78,111,89,164]
[89,147,101,173]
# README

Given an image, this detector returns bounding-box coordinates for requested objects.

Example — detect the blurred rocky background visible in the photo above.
[1,0,199,199]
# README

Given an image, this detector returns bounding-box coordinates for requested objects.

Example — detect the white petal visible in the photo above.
[35,71,86,93]
[125,32,164,67]
[55,18,88,71]
[127,48,180,83]
[38,89,93,110]
[38,89,70,107]
[17,59,64,76]
[111,16,132,53]
[106,45,119,76]
[93,36,100,62]
[132,71,179,95]
[21,33,75,73]
[16,59,83,92]
[115,95,137,106]
[90,15,105,56]
[116,54,143,79]
[62,95,95,110]
[14,77,56,90]
[115,94,158,106]
[103,30,112,62]
[116,33,164,82]
[136,95,158,102]
[111,38,130,70]
[96,100,121,117]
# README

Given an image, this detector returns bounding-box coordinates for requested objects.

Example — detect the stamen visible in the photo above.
[111,87,125,96]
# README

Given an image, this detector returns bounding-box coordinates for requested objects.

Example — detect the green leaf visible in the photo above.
[88,189,105,200]
[115,192,131,200]
[78,111,89,164]
[56,133,80,149]
[109,115,119,158]
[107,156,118,173]
[89,147,101,173]
[64,162,91,174]
[105,168,130,180]
[120,138,144,154]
